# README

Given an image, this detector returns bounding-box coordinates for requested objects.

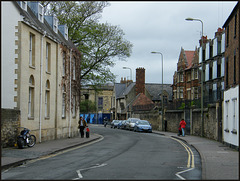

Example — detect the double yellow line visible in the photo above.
[171,137,195,168]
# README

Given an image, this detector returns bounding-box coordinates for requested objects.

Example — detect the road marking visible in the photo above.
[73,163,107,180]
[170,137,195,180]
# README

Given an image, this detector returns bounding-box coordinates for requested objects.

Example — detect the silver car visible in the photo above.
[126,118,140,130]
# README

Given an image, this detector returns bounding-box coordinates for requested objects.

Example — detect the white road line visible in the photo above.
[176,168,195,180]
[73,163,107,180]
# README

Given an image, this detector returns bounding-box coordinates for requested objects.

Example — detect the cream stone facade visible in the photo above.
[2,1,81,143]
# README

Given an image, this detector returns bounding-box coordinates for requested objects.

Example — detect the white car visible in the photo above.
[126,118,140,130]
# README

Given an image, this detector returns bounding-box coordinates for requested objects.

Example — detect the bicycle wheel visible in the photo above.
[27,135,36,147]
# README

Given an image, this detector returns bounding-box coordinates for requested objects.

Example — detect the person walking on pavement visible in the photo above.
[179,119,186,136]
[78,116,87,138]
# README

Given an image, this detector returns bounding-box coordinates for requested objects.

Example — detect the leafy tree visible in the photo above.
[41,1,133,86]
[80,100,96,113]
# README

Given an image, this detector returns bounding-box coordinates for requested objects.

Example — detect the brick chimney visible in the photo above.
[135,67,145,96]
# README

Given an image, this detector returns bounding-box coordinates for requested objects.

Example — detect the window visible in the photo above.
[38,3,44,23]
[199,47,202,63]
[53,16,58,33]
[180,73,184,82]
[194,69,198,79]
[28,76,35,118]
[64,25,68,40]
[72,95,76,118]
[194,87,198,99]
[73,56,76,80]
[20,1,27,11]
[212,60,217,79]
[212,83,217,102]
[62,85,66,118]
[221,33,225,53]
[45,80,50,118]
[46,43,51,73]
[98,97,103,109]
[29,33,35,67]
[187,89,191,99]
[205,64,209,81]
[213,38,218,57]
[205,42,210,60]
[225,100,229,132]
[221,57,225,77]
[232,98,237,133]
[187,73,191,82]
[62,52,66,76]
[180,87,184,99]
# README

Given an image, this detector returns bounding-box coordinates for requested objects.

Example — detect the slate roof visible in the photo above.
[114,82,172,101]
[13,2,78,52]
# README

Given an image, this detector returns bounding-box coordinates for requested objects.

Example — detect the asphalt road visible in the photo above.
[2,125,201,180]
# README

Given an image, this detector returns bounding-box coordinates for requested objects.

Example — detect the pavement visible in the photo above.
[1,126,239,180]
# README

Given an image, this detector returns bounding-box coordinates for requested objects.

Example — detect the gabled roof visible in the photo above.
[184,50,195,69]
[145,83,172,101]
[132,93,155,111]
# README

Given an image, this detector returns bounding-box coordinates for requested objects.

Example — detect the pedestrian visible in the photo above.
[179,119,186,137]
[78,116,87,138]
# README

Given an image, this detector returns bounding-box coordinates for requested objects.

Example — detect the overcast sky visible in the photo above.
[99,1,237,84]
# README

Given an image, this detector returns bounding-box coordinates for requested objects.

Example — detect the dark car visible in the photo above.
[134,120,152,133]
[117,120,123,129]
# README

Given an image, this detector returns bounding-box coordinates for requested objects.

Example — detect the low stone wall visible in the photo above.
[1,109,20,148]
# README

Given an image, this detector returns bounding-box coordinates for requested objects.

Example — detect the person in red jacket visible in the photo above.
[179,119,186,136]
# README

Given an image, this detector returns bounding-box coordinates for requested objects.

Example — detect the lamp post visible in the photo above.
[123,67,132,81]
[185,17,204,137]
[151,51,164,131]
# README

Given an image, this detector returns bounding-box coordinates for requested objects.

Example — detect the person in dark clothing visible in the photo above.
[78,116,87,138]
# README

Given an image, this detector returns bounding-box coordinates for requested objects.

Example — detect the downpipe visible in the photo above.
[39,31,46,143]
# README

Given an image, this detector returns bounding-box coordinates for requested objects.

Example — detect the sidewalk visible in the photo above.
[152,130,239,180]
[1,133,102,171]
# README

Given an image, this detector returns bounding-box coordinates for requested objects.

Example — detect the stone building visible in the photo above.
[1,1,81,145]
[222,2,239,148]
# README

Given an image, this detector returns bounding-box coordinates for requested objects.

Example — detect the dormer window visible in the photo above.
[53,16,58,33]
[20,1,27,11]
[38,3,44,23]
[64,25,68,40]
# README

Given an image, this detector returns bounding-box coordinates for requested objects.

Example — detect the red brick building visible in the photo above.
[172,47,200,101]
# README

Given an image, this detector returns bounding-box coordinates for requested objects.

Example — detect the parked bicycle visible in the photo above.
[17,127,36,149]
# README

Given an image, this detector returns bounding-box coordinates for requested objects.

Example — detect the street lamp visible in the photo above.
[123,67,132,81]
[185,17,204,137]
[151,51,164,131]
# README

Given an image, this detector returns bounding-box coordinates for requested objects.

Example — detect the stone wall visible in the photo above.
[1,109,20,148]
[132,110,161,130]
[165,104,219,140]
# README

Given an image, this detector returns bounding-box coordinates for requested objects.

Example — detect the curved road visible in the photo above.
[2,125,201,180]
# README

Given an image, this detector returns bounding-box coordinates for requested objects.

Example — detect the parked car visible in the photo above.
[120,120,127,129]
[111,120,120,129]
[126,118,140,130]
[134,120,152,133]
[117,120,123,129]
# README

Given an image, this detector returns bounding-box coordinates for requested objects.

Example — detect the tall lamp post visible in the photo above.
[123,67,132,81]
[185,17,204,137]
[151,51,164,131]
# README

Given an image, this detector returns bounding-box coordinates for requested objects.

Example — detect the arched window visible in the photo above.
[28,75,35,118]
[45,80,50,118]
[62,85,66,118]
